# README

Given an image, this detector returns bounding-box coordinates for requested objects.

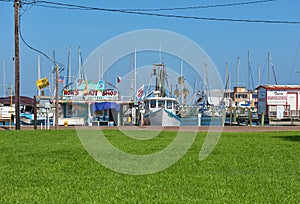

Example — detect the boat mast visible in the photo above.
[270,54,278,85]
[258,64,261,86]
[237,57,240,87]
[2,60,6,97]
[154,63,165,97]
[161,64,165,97]
[98,59,100,81]
[248,51,251,92]
[76,47,87,82]
[52,49,56,96]
[225,62,229,91]
[129,53,133,100]
[37,55,41,96]
[180,60,183,105]
[268,52,270,84]
[67,47,71,86]
[134,48,137,100]
[78,47,81,80]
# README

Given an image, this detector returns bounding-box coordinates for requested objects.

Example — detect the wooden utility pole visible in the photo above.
[34,95,37,130]
[14,0,20,130]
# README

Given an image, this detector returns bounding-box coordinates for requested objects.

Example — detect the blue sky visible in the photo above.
[1,0,300,97]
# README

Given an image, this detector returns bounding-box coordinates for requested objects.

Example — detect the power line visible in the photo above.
[19,15,65,73]
[21,0,300,24]
[114,0,277,11]
[19,0,277,11]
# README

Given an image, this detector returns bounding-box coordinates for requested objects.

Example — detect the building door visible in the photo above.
[287,93,298,117]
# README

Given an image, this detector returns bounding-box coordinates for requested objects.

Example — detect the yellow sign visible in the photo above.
[36,78,49,90]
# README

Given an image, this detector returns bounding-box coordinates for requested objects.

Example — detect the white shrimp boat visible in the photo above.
[142,64,181,126]
[143,96,181,126]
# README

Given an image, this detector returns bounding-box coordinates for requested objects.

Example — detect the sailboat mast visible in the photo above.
[77,47,86,81]
[258,64,261,86]
[268,52,270,84]
[225,62,229,91]
[37,55,41,96]
[102,56,104,81]
[67,47,71,86]
[98,58,101,81]
[134,48,137,100]
[237,57,240,87]
[162,64,165,97]
[180,60,183,105]
[203,59,210,104]
[2,60,6,97]
[248,51,250,92]
[52,49,56,96]
[129,54,133,100]
[78,47,81,80]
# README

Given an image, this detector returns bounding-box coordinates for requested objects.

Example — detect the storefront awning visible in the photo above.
[92,102,120,112]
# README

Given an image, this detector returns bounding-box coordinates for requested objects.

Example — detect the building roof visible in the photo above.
[0,96,34,106]
[256,85,300,90]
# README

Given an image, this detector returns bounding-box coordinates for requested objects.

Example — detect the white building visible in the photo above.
[256,85,300,119]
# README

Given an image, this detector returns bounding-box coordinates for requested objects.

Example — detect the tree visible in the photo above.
[174,85,181,98]
[183,87,190,101]
[178,76,185,85]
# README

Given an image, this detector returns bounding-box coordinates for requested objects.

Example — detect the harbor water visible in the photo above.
[181,116,226,126]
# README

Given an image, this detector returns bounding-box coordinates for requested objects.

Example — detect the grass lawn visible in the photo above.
[0,129,299,203]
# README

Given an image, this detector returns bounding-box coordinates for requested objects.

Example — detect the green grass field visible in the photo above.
[0,129,299,203]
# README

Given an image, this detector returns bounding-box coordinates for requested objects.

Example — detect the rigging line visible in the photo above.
[19,15,65,73]
[288,41,300,81]
[270,56,278,84]
[24,0,300,24]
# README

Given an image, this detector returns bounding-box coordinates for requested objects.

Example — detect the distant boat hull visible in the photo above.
[20,113,51,125]
[144,109,181,126]
[201,109,222,117]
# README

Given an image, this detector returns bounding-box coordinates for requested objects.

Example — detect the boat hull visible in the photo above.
[144,109,181,126]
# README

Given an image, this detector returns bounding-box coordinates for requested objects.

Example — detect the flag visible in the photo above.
[137,85,144,99]
[117,76,121,83]
[58,76,64,83]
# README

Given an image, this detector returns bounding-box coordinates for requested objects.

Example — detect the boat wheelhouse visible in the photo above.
[143,96,181,126]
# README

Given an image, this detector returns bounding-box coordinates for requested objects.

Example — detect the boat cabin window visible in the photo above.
[158,100,165,108]
[166,100,173,109]
[150,100,156,108]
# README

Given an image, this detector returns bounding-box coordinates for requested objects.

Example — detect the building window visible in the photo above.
[236,93,248,99]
